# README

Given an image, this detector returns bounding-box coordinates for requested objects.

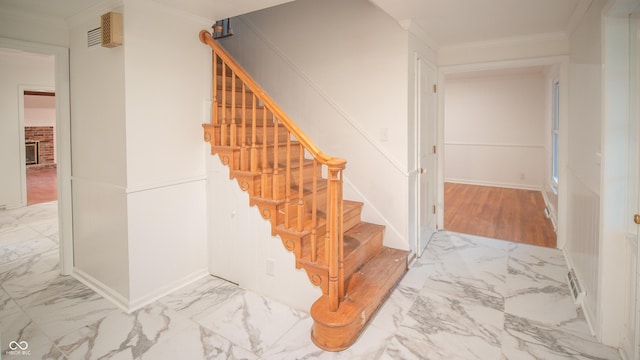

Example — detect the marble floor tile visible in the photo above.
[160,275,244,319]
[262,316,393,360]
[20,276,119,339]
[0,226,43,247]
[371,285,420,333]
[54,303,194,359]
[0,212,20,234]
[0,206,620,360]
[382,291,504,360]
[0,235,57,265]
[195,290,307,356]
[0,250,62,302]
[0,307,62,359]
[9,202,58,226]
[140,323,258,360]
[502,313,619,360]
[507,242,568,287]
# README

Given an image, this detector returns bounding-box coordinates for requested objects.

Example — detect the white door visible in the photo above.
[416,56,438,256]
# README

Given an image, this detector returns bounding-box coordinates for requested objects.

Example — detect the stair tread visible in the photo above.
[297,221,380,267]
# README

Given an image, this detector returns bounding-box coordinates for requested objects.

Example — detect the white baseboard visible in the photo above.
[72,268,131,312]
[73,268,210,313]
[444,178,542,191]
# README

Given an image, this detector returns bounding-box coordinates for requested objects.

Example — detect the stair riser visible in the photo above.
[342,230,383,284]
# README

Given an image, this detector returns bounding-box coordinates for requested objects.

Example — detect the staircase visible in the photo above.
[199,30,408,352]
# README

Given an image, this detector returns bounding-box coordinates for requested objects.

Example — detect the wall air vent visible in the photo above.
[567,268,585,304]
[87,27,101,47]
[101,12,123,48]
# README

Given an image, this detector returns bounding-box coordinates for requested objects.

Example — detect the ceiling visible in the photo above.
[0,0,295,23]
[0,0,593,48]
[369,0,594,47]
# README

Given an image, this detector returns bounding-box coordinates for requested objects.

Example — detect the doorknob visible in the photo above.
[635,214,640,225]
[419,168,426,174]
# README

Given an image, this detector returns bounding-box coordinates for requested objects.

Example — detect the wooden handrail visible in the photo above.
[199,30,346,168]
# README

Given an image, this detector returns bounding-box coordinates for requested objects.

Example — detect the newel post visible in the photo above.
[327,158,346,312]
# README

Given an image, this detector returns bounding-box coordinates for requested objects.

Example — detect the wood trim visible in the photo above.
[24,90,55,96]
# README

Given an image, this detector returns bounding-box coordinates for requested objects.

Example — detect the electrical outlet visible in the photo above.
[266,258,275,276]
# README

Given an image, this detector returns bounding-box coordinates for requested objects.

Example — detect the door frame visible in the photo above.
[0,37,73,275]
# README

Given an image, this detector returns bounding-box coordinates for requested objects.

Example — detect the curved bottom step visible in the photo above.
[309,247,408,351]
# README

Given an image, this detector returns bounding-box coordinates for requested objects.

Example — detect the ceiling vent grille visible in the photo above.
[87,27,101,47]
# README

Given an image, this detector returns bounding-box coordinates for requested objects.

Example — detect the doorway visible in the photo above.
[439,61,565,248]
[21,90,58,205]
[0,38,73,275]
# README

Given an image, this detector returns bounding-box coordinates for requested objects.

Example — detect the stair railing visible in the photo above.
[199,30,346,312]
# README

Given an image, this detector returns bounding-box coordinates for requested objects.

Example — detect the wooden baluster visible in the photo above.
[250,95,258,173]
[230,73,237,148]
[327,159,346,312]
[311,159,318,262]
[221,63,228,146]
[284,133,291,229]
[338,168,345,300]
[272,118,281,200]
[212,51,219,146]
[297,144,304,232]
[260,106,268,198]
[240,83,248,171]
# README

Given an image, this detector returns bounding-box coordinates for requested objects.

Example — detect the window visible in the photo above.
[551,81,560,186]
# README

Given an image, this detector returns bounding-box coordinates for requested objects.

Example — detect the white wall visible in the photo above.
[0,50,55,208]
[24,95,56,127]
[598,0,638,349]
[443,70,546,190]
[562,0,611,345]
[69,0,211,310]
[122,0,210,308]
[68,3,131,302]
[220,0,412,251]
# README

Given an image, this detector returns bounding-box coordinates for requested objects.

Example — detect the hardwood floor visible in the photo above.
[444,182,557,248]
[27,167,58,205]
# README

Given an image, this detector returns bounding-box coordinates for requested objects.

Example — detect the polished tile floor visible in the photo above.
[0,202,619,359]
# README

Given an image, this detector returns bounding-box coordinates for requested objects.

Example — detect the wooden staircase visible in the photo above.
[199,30,408,351]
